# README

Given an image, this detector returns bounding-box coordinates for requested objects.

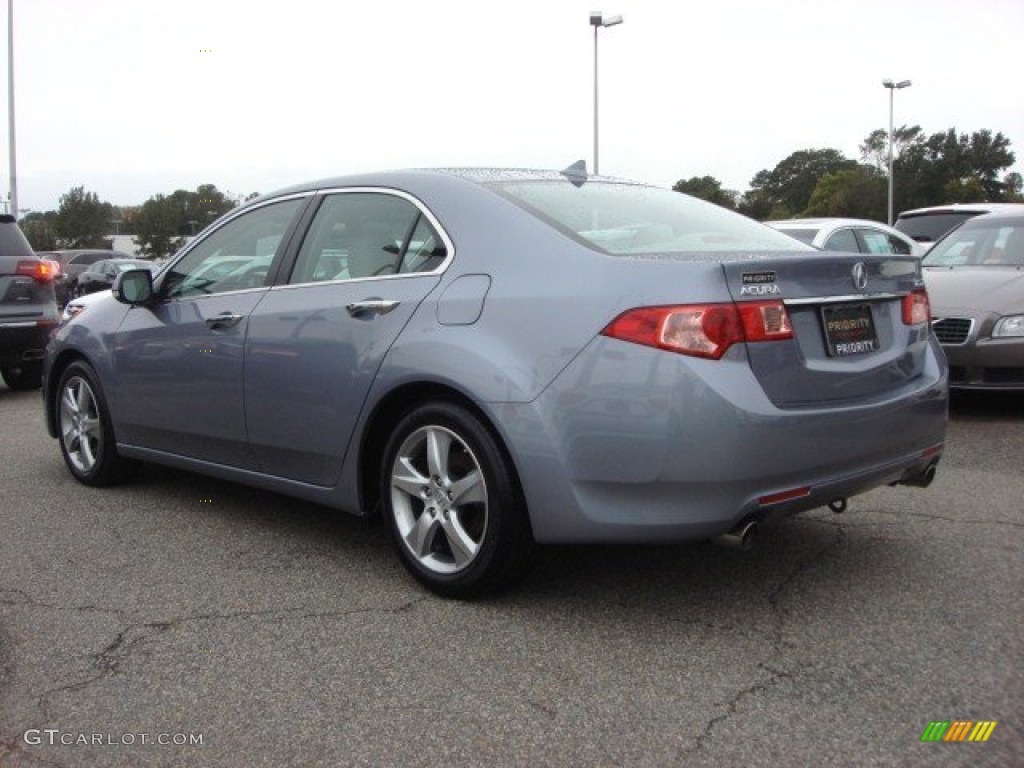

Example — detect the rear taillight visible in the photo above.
[16,259,58,283]
[902,289,930,325]
[601,300,793,360]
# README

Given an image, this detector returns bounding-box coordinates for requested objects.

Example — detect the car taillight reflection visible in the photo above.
[902,289,930,325]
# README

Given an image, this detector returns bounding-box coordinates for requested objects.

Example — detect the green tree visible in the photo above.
[54,186,113,248]
[859,125,923,172]
[672,176,737,210]
[804,166,887,220]
[1004,172,1023,202]
[133,184,240,257]
[21,211,59,251]
[879,127,1017,211]
[745,149,857,219]
[134,194,187,258]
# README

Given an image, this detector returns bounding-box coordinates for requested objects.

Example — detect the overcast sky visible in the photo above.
[4,0,1023,214]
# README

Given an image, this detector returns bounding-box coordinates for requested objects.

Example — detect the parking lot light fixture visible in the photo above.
[883,78,912,225]
[590,11,623,176]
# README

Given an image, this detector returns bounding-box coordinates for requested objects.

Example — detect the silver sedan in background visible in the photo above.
[923,211,1024,390]
[43,168,948,597]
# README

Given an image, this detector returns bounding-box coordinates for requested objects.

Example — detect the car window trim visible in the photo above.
[275,186,455,289]
[153,192,318,301]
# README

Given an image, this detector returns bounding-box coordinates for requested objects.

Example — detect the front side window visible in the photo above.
[490,180,811,255]
[289,192,444,285]
[161,198,304,299]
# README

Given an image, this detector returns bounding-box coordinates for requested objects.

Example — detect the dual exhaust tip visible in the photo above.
[712,459,939,551]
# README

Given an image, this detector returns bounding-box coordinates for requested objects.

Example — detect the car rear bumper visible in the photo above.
[0,321,55,367]
[491,337,948,544]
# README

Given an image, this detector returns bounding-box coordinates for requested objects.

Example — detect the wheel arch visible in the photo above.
[357,381,526,525]
[44,349,92,438]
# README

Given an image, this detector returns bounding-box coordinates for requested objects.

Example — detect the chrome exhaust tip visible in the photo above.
[712,520,758,551]
[899,461,938,488]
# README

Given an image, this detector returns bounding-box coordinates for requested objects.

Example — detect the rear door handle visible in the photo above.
[205,311,244,330]
[346,299,400,317]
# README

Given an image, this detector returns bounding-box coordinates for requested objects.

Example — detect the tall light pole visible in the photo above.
[590,11,622,176]
[7,0,17,220]
[882,78,911,225]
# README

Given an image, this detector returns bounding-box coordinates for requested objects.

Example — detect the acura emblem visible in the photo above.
[851,262,868,291]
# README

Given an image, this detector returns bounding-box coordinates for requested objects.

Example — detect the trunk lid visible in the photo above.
[720,253,930,407]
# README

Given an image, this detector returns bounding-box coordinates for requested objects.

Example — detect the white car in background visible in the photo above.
[766,218,927,257]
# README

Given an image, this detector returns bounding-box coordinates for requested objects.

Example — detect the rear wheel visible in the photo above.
[381,402,537,598]
[1,364,42,390]
[56,361,133,485]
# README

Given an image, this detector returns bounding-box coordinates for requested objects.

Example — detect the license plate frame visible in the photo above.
[821,303,878,357]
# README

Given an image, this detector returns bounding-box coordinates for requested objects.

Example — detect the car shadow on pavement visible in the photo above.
[949,389,1024,420]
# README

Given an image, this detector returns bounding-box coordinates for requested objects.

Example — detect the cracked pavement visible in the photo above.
[1,387,1021,767]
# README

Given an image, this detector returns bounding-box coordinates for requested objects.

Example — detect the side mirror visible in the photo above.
[112,269,154,306]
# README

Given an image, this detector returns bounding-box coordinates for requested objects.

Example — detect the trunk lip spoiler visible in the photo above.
[783,292,907,306]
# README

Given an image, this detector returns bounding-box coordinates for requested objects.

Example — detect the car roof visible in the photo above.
[766,218,896,229]
[956,210,1024,226]
[247,167,642,204]
[897,202,1024,218]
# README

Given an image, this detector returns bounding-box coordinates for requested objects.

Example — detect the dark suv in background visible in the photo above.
[0,215,59,389]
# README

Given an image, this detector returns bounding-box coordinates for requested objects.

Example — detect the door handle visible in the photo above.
[346,299,400,317]
[205,311,244,329]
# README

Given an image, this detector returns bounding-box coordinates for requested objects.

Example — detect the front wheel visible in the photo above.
[381,402,537,598]
[56,361,133,485]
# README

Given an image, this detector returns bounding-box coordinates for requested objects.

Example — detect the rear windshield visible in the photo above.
[0,222,35,257]
[775,228,817,245]
[489,180,812,255]
[895,212,981,243]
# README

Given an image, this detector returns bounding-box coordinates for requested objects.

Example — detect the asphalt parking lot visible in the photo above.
[0,385,1021,767]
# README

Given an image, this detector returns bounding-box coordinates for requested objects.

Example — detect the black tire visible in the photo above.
[380,402,538,599]
[1,364,42,390]
[55,361,133,486]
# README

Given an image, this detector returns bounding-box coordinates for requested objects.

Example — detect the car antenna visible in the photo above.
[560,159,588,187]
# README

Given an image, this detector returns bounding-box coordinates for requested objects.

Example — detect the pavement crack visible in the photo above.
[870,509,1024,527]
[93,622,173,674]
[0,590,128,621]
[681,521,846,759]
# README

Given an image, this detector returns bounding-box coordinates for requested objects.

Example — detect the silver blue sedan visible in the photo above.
[43,168,948,597]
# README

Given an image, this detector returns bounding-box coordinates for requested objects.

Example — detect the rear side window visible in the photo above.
[491,180,811,254]
[858,229,912,255]
[823,229,858,252]
[0,219,34,257]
